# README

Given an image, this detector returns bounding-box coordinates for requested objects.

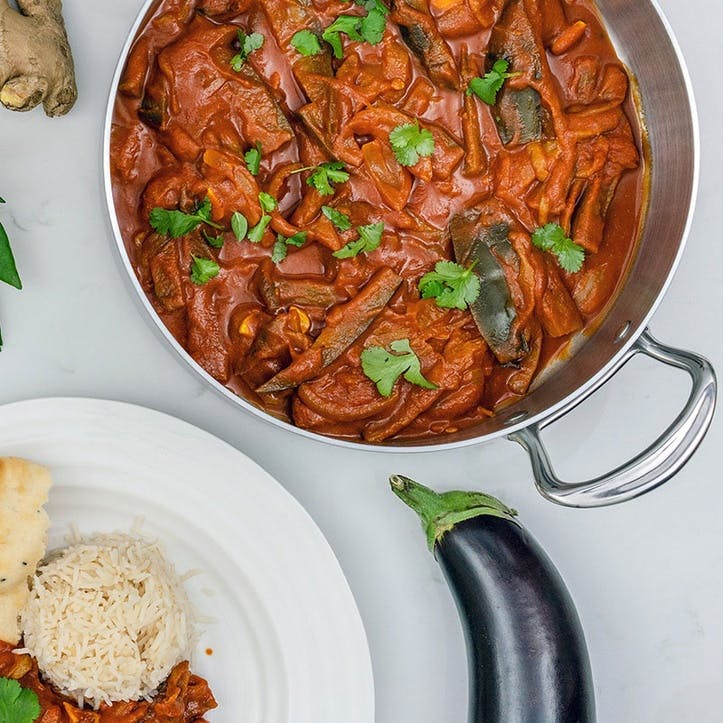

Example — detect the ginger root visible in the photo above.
[0,0,77,116]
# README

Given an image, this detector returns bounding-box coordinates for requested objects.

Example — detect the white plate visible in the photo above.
[0,397,374,723]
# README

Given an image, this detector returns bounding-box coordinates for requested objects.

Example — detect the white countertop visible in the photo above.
[0,1,721,721]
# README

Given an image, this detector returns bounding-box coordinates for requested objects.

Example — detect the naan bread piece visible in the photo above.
[0,457,51,644]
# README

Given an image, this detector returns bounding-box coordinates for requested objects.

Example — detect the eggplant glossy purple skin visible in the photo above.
[437,516,595,723]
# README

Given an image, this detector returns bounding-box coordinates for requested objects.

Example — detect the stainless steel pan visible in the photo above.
[103,0,716,507]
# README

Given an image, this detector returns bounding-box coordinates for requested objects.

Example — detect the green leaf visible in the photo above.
[322,15,363,58]
[0,676,41,723]
[466,58,519,105]
[361,338,437,397]
[357,221,384,250]
[555,239,586,273]
[322,205,352,231]
[272,231,308,263]
[149,208,201,237]
[389,122,435,167]
[202,230,225,248]
[303,161,350,196]
[272,236,289,263]
[231,29,265,70]
[286,231,308,247]
[0,222,22,290]
[149,196,222,238]
[531,222,585,273]
[333,221,384,258]
[418,260,481,310]
[244,142,262,175]
[247,214,272,243]
[258,191,277,212]
[231,211,248,241]
[190,255,220,285]
[291,30,323,56]
[359,7,387,44]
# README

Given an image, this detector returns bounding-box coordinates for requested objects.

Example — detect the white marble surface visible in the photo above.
[0,1,721,721]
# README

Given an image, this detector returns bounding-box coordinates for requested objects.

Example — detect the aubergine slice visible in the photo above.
[449,212,524,364]
[256,267,402,393]
[489,0,552,146]
[390,0,459,90]
[495,86,546,145]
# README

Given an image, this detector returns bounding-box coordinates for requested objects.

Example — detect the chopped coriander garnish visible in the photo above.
[389,122,435,167]
[149,197,222,238]
[359,5,387,44]
[202,230,225,248]
[231,211,249,241]
[322,205,352,231]
[294,161,350,196]
[291,29,323,56]
[244,142,262,175]
[419,260,481,310]
[531,222,585,273]
[322,15,363,59]
[466,58,520,105]
[272,231,308,263]
[0,677,41,723]
[231,29,264,71]
[322,0,388,57]
[361,338,437,397]
[190,256,220,285]
[333,221,384,258]
[258,192,277,212]
[247,214,272,243]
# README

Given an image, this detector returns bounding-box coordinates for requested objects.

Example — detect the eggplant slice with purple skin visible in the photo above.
[489,0,552,146]
[390,475,595,723]
[449,211,525,364]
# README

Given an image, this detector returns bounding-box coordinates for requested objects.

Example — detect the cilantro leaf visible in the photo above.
[531,222,585,273]
[190,255,220,285]
[271,231,308,263]
[322,15,363,58]
[258,192,277,212]
[149,196,222,238]
[359,7,387,44]
[419,260,481,310]
[322,205,352,231]
[359,0,389,14]
[231,211,248,240]
[300,161,350,196]
[361,338,438,397]
[0,676,41,723]
[244,142,262,175]
[202,230,225,248]
[389,122,435,167]
[271,236,288,263]
[247,214,272,243]
[466,58,520,105]
[333,221,384,258]
[231,30,264,70]
[291,30,323,56]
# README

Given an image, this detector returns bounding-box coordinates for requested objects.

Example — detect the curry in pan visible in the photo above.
[110,0,646,442]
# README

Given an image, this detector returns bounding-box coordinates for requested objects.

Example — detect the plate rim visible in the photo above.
[0,396,375,723]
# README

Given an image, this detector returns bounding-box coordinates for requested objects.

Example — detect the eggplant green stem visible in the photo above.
[390,475,518,551]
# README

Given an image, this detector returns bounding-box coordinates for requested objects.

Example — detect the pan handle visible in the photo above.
[508,330,717,508]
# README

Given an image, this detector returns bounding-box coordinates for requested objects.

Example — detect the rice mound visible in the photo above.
[21,532,194,709]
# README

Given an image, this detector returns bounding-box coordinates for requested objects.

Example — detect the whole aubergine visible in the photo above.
[391,475,595,723]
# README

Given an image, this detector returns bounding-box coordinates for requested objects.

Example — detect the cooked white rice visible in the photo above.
[20,532,194,709]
